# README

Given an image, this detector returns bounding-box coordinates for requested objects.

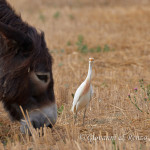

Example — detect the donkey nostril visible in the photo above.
[36,74,48,83]
[31,120,41,129]
[32,120,37,128]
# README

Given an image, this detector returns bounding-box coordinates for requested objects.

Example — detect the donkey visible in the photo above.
[0,0,57,133]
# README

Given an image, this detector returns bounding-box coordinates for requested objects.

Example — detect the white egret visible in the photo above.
[71,58,94,125]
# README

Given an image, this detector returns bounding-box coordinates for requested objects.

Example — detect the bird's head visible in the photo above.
[89,58,94,65]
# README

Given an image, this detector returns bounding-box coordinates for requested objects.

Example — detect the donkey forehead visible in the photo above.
[31,52,52,72]
[33,62,51,72]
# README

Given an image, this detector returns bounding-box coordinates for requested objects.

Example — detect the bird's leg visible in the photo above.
[74,111,78,125]
[83,107,87,126]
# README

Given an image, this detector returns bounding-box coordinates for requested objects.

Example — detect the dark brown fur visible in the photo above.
[0,0,55,121]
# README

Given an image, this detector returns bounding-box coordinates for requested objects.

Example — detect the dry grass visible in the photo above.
[1,0,150,149]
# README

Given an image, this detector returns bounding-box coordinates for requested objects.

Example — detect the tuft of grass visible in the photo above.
[103,44,111,52]
[67,41,72,46]
[53,11,60,19]
[68,14,75,20]
[58,63,63,67]
[57,105,64,115]
[76,35,89,53]
[96,46,102,52]
[60,49,65,53]
[76,35,114,53]
[39,13,46,22]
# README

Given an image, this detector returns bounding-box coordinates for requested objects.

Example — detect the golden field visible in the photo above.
[1,0,150,149]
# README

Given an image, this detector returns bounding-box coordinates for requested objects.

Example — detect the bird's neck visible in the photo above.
[86,62,92,82]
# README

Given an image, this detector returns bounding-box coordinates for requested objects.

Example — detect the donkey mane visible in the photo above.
[0,0,53,120]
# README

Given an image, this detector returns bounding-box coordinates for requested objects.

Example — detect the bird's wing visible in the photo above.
[71,81,85,112]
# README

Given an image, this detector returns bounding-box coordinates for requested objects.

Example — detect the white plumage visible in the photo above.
[71,58,94,125]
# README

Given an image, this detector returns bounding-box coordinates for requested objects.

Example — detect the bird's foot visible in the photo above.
[82,118,86,126]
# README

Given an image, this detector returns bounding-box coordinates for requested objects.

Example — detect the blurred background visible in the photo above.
[9,0,150,7]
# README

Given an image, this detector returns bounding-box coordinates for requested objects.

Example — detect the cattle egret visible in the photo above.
[71,58,94,125]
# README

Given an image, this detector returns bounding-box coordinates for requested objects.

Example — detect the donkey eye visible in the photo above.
[36,75,48,83]
[31,72,50,85]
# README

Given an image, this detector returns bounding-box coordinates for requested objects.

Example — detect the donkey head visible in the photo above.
[0,22,57,133]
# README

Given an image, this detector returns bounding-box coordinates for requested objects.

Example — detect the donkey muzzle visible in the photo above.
[20,103,57,134]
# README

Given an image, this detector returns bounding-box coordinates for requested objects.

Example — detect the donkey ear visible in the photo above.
[0,22,33,52]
